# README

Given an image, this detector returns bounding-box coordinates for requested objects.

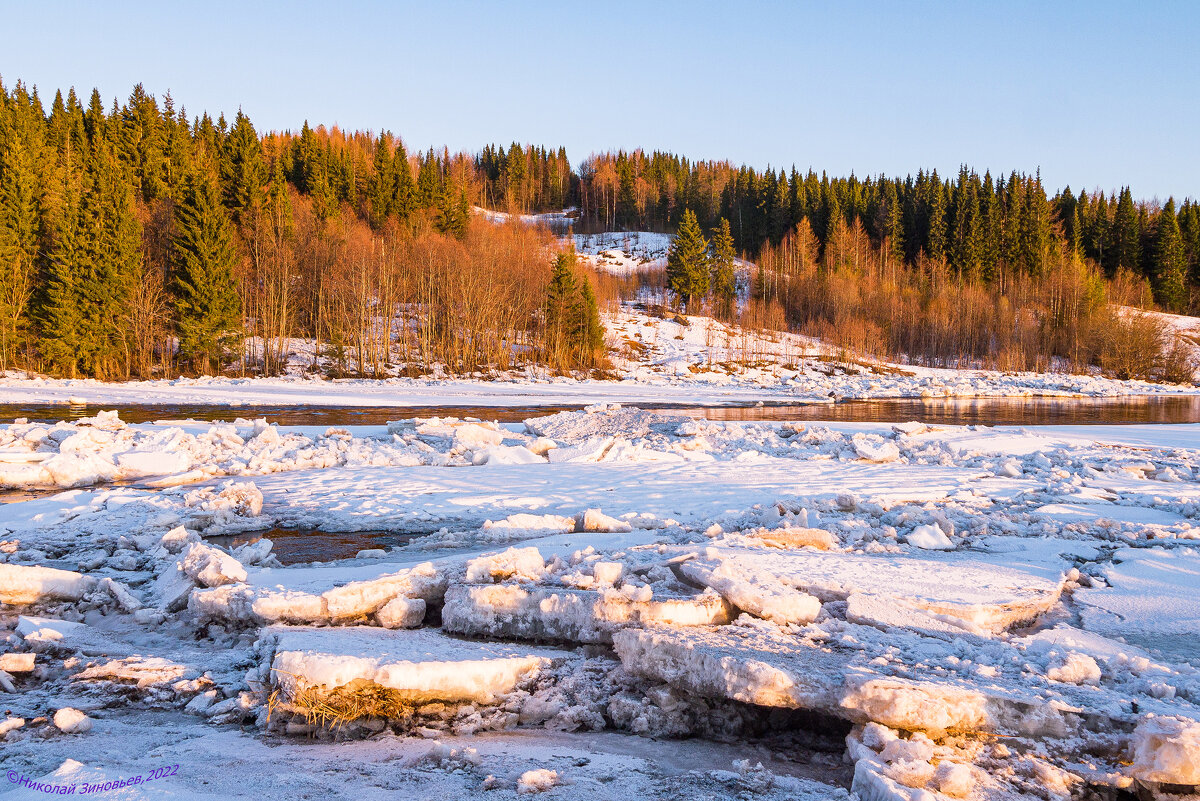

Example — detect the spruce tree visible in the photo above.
[1181,201,1200,290]
[435,185,469,238]
[417,148,440,209]
[544,249,579,367]
[883,181,905,266]
[0,121,42,368]
[221,110,265,226]
[1019,174,1051,275]
[38,180,85,377]
[574,276,604,362]
[979,173,1001,281]
[392,142,415,220]
[1152,199,1187,312]
[173,173,242,374]
[1110,187,1140,275]
[709,217,737,318]
[88,144,143,378]
[368,133,394,229]
[926,180,947,264]
[667,209,709,310]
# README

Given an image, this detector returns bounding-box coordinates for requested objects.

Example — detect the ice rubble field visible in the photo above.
[2,406,1200,799]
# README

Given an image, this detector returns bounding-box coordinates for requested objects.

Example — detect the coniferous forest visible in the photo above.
[0,78,1197,381]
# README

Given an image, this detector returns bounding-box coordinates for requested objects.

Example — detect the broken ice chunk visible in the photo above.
[905,524,954,551]
[464,547,546,584]
[1130,715,1200,785]
[442,584,733,644]
[0,564,93,605]
[52,707,92,734]
[376,596,426,629]
[269,626,569,711]
[680,560,821,626]
[180,541,248,587]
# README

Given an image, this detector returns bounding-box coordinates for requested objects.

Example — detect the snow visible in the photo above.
[5,402,1200,797]
[190,559,447,625]
[1076,547,1200,661]
[473,206,576,230]
[677,547,1064,634]
[465,546,546,584]
[180,541,248,587]
[573,231,673,275]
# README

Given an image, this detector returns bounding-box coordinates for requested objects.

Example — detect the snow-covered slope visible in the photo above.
[573,231,673,275]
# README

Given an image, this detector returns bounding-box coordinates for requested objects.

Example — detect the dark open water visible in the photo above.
[4,395,1200,427]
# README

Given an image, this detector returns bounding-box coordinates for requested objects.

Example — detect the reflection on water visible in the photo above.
[4,395,1200,427]
[0,488,56,505]
[694,395,1200,425]
[207,527,420,566]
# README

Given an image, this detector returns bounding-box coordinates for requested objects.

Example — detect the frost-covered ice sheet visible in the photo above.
[0,717,849,800]
[1076,547,1200,662]
[4,405,1200,798]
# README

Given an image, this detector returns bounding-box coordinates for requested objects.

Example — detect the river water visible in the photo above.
[6,395,1200,561]
[4,395,1200,427]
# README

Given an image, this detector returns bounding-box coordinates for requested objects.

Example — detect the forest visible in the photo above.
[0,77,1196,381]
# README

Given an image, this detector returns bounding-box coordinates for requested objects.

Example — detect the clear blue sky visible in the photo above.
[2,0,1197,201]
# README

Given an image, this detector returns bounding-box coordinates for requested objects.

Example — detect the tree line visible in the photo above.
[576,152,1200,314]
[657,207,1192,381]
[0,78,602,378]
[0,76,1194,381]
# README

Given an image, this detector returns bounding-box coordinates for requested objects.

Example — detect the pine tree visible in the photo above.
[1151,199,1187,312]
[709,217,737,318]
[173,173,242,373]
[667,209,709,309]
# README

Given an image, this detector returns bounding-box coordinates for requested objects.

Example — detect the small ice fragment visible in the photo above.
[905,524,954,550]
[53,708,92,734]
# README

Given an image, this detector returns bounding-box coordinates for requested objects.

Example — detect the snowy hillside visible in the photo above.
[573,231,673,275]
[472,206,577,230]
